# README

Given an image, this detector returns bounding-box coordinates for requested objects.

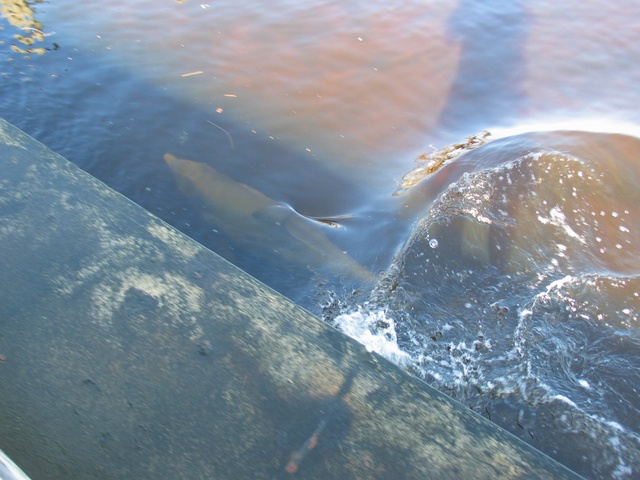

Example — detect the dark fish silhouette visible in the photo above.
[164,153,375,282]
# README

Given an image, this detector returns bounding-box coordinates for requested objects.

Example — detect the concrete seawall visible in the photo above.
[0,117,581,479]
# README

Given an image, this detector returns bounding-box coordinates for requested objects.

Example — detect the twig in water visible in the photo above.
[207,120,235,150]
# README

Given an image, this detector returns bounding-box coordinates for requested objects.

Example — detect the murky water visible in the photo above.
[2,0,640,478]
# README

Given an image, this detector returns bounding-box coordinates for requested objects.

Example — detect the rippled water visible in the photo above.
[332,131,640,478]
[2,1,640,478]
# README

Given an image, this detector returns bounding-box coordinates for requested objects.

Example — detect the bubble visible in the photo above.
[429,238,438,249]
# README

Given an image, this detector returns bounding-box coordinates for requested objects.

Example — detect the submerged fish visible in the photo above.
[163,153,375,282]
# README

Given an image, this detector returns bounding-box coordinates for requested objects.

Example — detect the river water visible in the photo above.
[1,0,639,478]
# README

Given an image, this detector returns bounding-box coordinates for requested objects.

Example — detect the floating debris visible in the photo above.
[395,131,492,195]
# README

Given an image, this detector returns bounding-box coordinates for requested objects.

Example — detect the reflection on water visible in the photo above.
[436,0,528,137]
[0,0,460,176]
[2,0,640,478]
[0,0,56,55]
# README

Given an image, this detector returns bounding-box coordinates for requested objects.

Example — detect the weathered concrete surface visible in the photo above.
[0,117,582,479]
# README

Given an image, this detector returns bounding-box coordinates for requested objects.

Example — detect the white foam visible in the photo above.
[544,275,575,295]
[552,395,578,408]
[333,309,411,367]
[578,379,591,390]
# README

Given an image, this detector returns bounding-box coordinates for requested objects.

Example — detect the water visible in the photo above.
[2,1,640,478]
[332,131,640,478]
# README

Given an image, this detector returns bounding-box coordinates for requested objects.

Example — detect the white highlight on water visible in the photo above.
[332,309,411,366]
[491,118,640,140]
[537,206,587,245]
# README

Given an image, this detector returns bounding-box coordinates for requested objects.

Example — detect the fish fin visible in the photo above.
[305,215,351,229]
[283,213,337,256]
[254,205,328,249]
[256,205,376,282]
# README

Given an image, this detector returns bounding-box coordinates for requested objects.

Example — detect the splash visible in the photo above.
[330,130,640,479]
[332,309,411,367]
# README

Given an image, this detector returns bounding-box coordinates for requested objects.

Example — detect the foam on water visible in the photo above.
[332,309,411,367]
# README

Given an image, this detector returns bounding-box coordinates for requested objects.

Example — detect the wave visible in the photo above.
[328,130,640,479]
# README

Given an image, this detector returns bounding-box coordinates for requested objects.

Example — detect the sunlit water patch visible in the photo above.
[325,130,640,479]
